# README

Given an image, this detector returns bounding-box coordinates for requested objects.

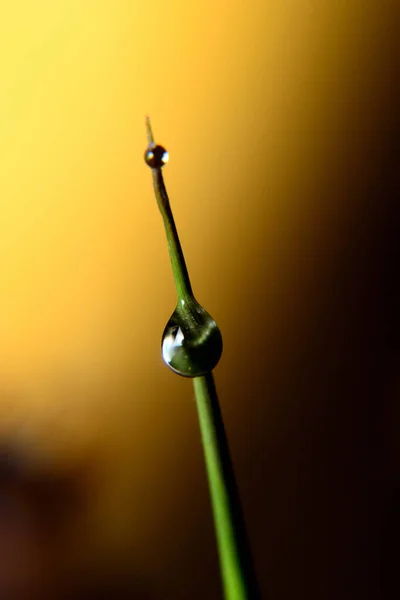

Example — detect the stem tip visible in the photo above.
[145,116,155,146]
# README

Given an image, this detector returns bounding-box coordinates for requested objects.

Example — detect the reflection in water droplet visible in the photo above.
[162,300,223,377]
[144,144,169,168]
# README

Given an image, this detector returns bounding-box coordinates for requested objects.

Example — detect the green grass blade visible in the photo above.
[194,374,260,600]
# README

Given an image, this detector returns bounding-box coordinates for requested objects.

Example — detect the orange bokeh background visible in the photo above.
[0,2,397,598]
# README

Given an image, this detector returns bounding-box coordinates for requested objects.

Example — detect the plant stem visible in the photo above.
[150,166,193,301]
[145,118,259,598]
[193,374,260,600]
[145,115,193,301]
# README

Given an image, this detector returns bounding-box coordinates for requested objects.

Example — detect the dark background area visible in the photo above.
[0,2,398,599]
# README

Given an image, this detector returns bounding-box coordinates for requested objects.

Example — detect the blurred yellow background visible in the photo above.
[0,1,397,598]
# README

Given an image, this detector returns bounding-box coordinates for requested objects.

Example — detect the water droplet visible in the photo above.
[145,144,169,168]
[162,299,223,377]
